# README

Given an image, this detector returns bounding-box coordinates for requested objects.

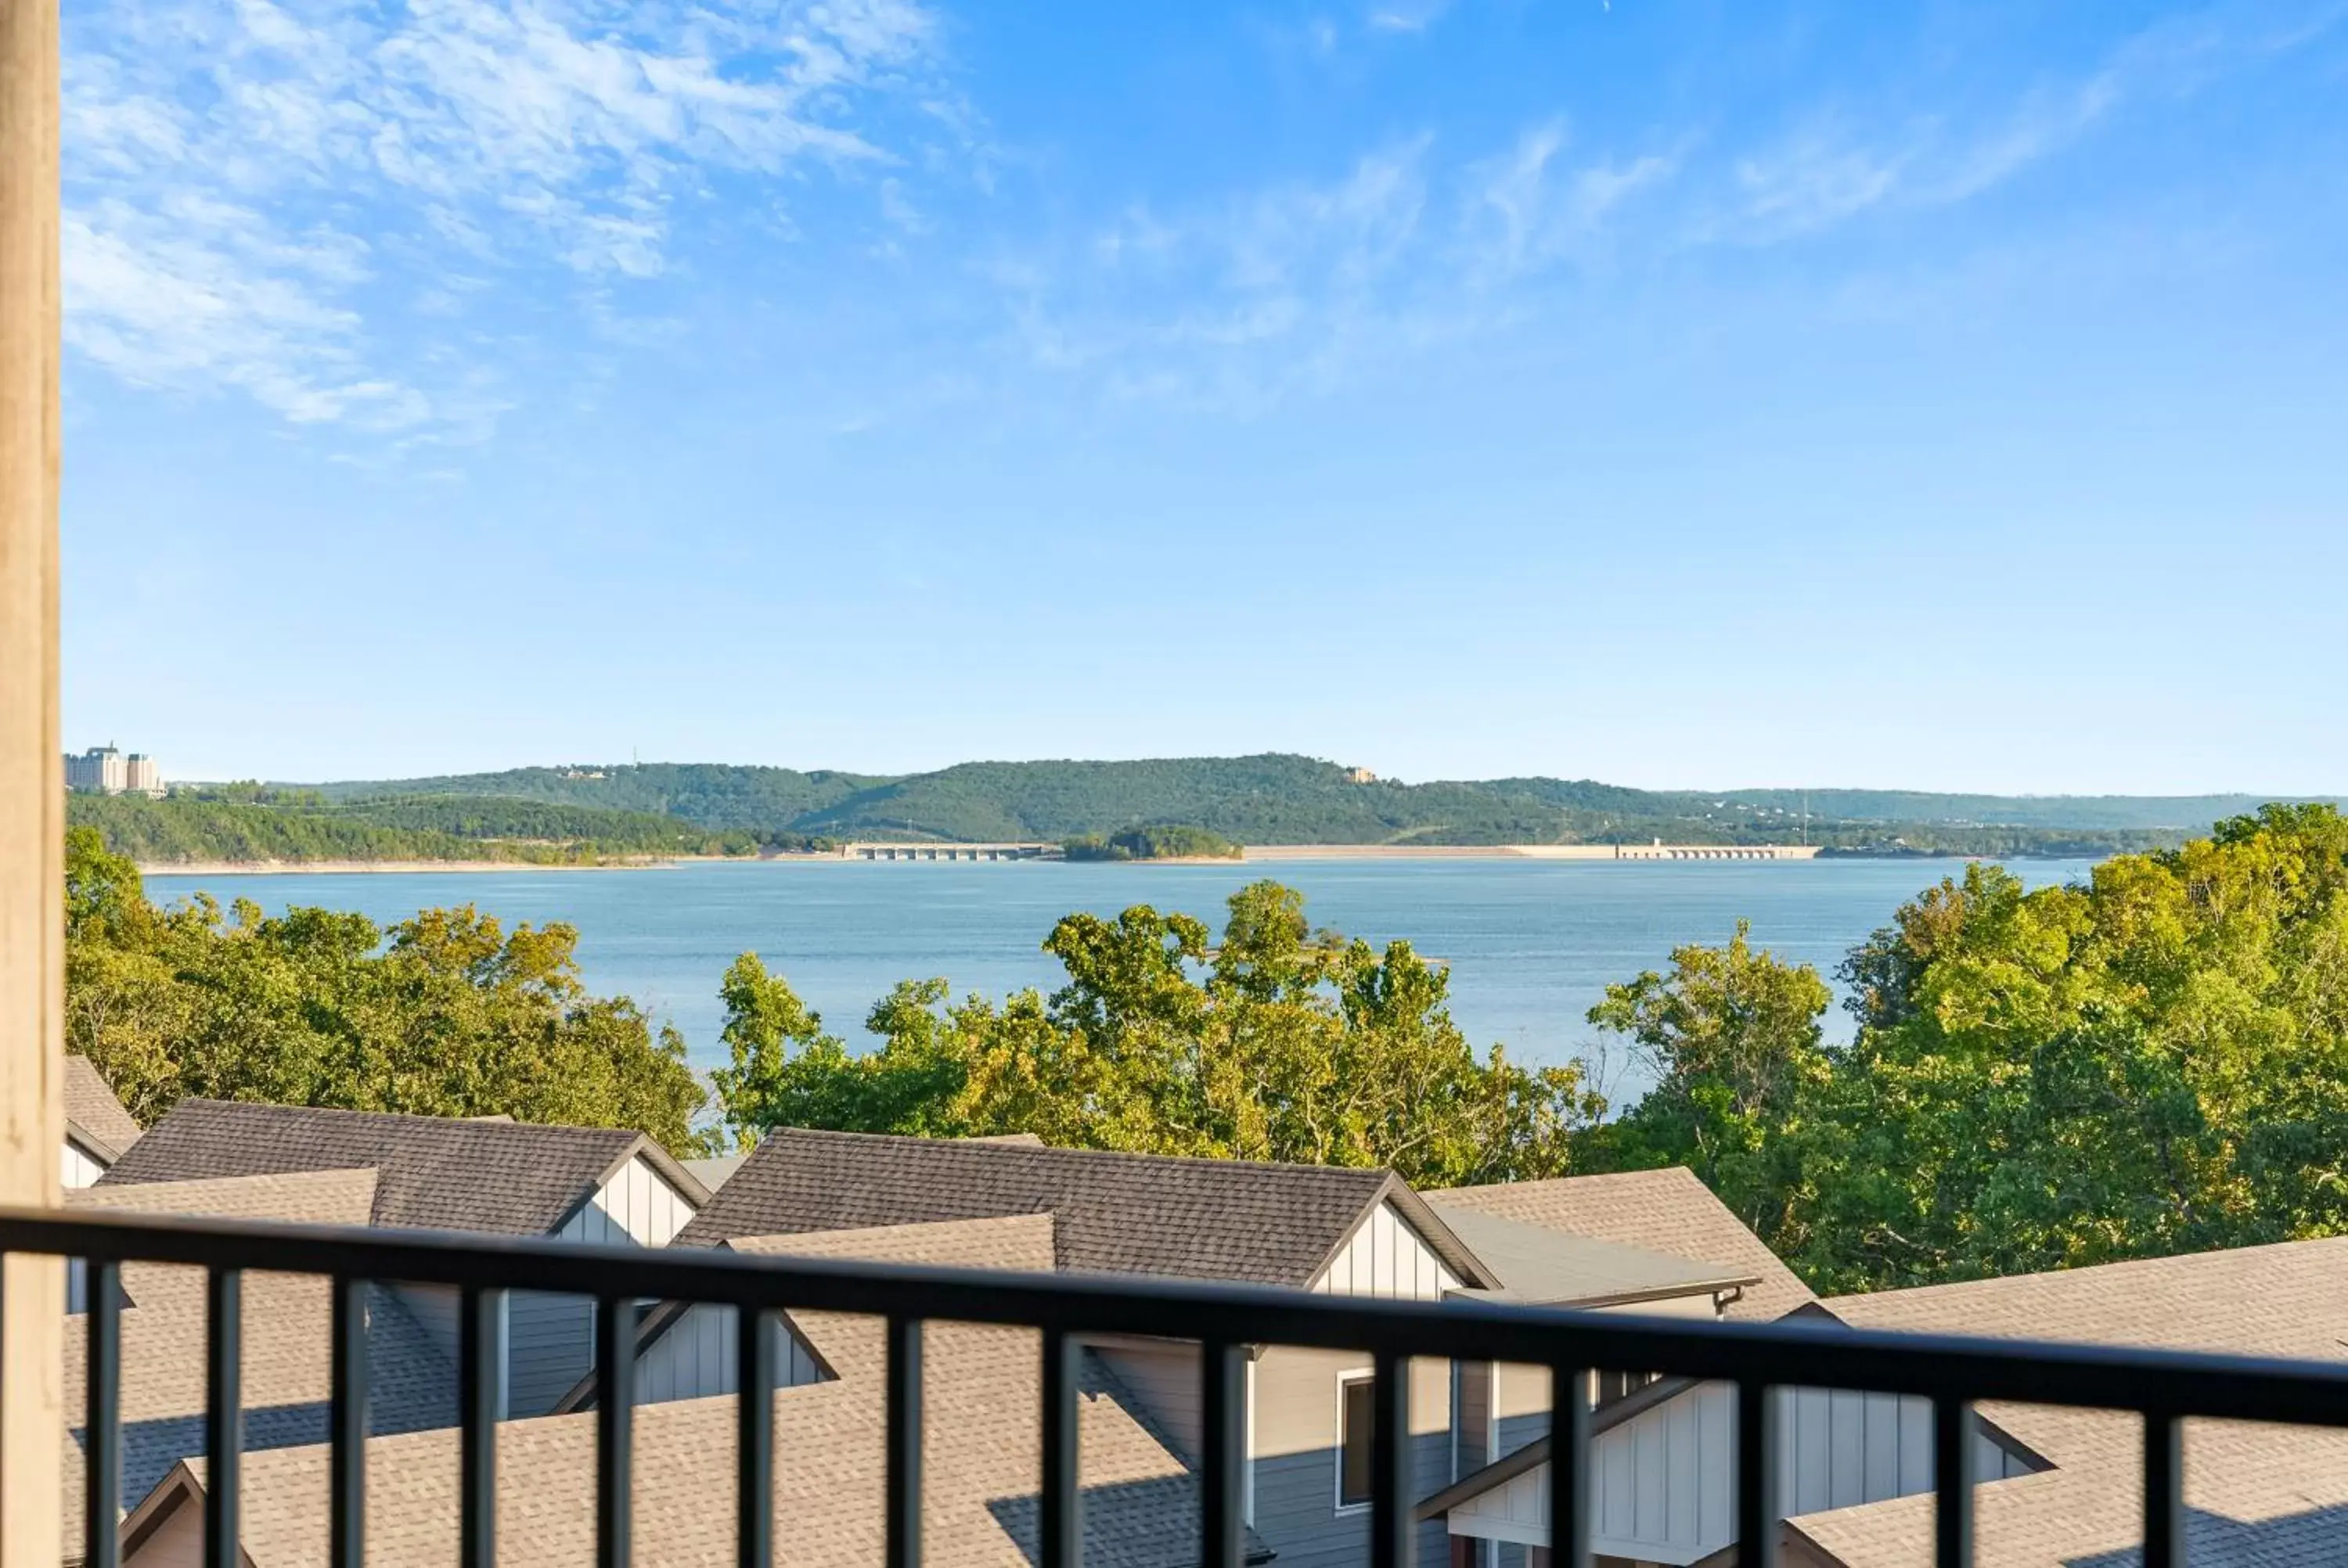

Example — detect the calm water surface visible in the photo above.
[146,858,2096,1096]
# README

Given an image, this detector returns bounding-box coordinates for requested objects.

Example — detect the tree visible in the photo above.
[710,879,1604,1183]
[63,828,708,1151]
[1586,804,2348,1296]
[1579,921,1833,1250]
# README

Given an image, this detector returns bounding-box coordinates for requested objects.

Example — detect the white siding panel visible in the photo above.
[1698,1382,1732,1547]
[62,1140,106,1189]
[1632,1396,1668,1543]
[1307,1203,1462,1301]
[569,1156,697,1250]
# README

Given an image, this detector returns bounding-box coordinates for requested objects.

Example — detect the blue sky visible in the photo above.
[57,0,2348,792]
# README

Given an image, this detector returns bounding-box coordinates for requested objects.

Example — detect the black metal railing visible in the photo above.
[14,1206,2348,1568]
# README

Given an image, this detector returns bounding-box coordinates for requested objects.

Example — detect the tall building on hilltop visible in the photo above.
[124,753,163,797]
[66,746,163,797]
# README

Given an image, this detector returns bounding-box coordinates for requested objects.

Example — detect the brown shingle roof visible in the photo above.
[63,1171,456,1563]
[64,1056,145,1161]
[128,1215,1250,1568]
[1425,1167,1814,1321]
[1789,1237,2348,1567]
[676,1127,1489,1287]
[99,1099,705,1235]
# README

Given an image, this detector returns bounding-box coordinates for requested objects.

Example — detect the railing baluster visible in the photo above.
[1933,1397,1975,1568]
[887,1314,924,1568]
[597,1296,636,1568]
[86,1258,122,1568]
[459,1286,504,1568]
[1547,1366,1590,1568]
[204,1268,242,1568]
[1370,1350,1413,1568]
[329,1276,368,1568]
[1736,1378,1774,1568]
[1199,1339,1245,1568]
[1039,1328,1080,1568]
[2143,1410,2183,1568]
[737,1306,776,1568]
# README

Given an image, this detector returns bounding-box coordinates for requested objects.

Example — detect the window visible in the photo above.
[1338,1372,1376,1509]
[1594,1368,1662,1410]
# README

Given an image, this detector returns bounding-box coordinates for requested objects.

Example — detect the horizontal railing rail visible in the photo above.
[9,1204,2344,1568]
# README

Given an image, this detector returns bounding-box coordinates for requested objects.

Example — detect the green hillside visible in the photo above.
[314,763,882,829]
[290,754,2338,857]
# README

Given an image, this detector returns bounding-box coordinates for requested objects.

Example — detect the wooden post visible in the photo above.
[0,0,65,1558]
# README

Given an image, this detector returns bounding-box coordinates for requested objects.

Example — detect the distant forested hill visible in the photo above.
[291,754,2337,857]
[312,763,884,829]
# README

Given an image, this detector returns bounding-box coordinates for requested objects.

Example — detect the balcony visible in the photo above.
[13,1201,2348,1567]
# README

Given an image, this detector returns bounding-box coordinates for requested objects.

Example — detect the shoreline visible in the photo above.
[128,843,2057,876]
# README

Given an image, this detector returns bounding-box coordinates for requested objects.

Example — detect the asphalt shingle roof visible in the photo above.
[130,1214,1255,1568]
[98,1099,703,1235]
[63,1171,456,1563]
[1426,1167,1815,1321]
[1788,1237,2348,1568]
[1433,1205,1761,1307]
[676,1127,1486,1287]
[64,1056,145,1160]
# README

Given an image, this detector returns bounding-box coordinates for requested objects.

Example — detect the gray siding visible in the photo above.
[1246,1430,1453,1568]
[507,1289,595,1418]
[1499,1409,1550,1459]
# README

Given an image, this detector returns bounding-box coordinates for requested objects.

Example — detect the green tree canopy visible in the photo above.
[711,878,1603,1185]
[1579,920,1833,1245]
[1580,803,2348,1294]
[64,827,708,1152]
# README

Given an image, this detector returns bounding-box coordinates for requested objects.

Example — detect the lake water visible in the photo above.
[145,857,2096,1100]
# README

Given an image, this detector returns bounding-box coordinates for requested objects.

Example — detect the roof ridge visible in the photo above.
[171,1098,642,1139]
[772,1125,1396,1182]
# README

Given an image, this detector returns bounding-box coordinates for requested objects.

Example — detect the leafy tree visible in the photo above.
[63,829,708,1151]
[711,879,1603,1183]
[1584,804,2348,1295]
[1579,921,1833,1249]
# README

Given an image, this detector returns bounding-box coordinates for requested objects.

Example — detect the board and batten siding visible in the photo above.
[503,1153,700,1416]
[1308,1201,1461,1300]
[60,1138,105,1189]
[631,1302,823,1405]
[1447,1383,2036,1563]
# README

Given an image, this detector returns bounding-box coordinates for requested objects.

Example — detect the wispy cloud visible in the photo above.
[989,2,2341,418]
[1713,2,2344,243]
[63,0,950,432]
[1366,0,1457,34]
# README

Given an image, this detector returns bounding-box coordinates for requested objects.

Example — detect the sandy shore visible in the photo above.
[1239,843,1824,861]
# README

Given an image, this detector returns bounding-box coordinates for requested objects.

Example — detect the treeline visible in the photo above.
[301,753,2281,856]
[68,793,833,865]
[64,829,708,1150]
[1064,825,1243,861]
